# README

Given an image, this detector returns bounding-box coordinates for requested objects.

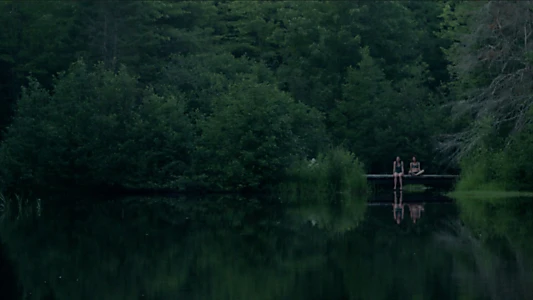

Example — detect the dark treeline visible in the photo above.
[0,1,531,192]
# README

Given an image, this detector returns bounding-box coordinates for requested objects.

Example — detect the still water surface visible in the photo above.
[0,191,532,300]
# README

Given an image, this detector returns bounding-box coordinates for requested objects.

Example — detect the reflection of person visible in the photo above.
[408,156,424,176]
[393,156,404,190]
[393,191,404,224]
[408,204,425,224]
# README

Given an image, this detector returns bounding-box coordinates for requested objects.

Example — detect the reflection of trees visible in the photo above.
[440,195,533,300]
[286,200,367,235]
[2,194,530,300]
[0,195,335,300]
[331,208,457,300]
[282,182,368,235]
[1,200,189,299]
[438,222,533,300]
[0,194,455,300]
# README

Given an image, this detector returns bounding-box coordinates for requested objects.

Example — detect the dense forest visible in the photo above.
[0,1,531,192]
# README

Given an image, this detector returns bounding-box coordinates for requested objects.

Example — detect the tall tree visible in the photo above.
[441,1,533,158]
[0,1,78,138]
[331,47,440,172]
[74,1,217,79]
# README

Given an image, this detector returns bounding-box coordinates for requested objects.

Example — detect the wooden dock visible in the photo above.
[365,174,459,188]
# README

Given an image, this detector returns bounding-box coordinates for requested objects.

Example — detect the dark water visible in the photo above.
[0,191,532,300]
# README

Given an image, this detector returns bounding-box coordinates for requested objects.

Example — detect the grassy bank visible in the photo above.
[448,190,533,200]
[454,138,533,193]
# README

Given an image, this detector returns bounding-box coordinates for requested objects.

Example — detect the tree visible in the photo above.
[0,61,193,190]
[0,1,79,139]
[441,1,533,159]
[331,47,442,172]
[194,80,325,191]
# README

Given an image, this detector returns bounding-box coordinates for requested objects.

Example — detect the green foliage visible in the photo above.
[194,80,326,191]
[441,1,533,190]
[0,60,193,190]
[455,146,506,191]
[72,1,217,78]
[282,148,368,203]
[331,47,442,171]
[0,1,80,139]
[157,53,274,115]
[455,109,533,191]
[0,0,456,192]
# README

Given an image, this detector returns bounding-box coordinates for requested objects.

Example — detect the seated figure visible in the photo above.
[393,156,404,190]
[408,156,424,176]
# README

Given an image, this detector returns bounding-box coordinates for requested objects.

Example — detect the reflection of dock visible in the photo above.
[365,174,458,189]
[367,201,451,206]
[367,192,453,205]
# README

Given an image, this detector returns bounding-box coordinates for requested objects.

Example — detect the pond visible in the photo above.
[0,191,532,300]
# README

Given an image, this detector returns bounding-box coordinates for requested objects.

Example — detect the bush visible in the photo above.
[455,147,507,191]
[455,107,533,192]
[282,147,368,203]
[456,120,533,192]
[193,80,326,191]
[0,60,194,190]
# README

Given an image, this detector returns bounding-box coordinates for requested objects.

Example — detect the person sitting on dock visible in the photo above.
[408,156,424,176]
[393,156,404,190]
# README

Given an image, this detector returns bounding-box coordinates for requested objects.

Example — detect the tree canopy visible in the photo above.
[0,0,531,191]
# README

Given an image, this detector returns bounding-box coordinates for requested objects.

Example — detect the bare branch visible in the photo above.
[440,2,533,159]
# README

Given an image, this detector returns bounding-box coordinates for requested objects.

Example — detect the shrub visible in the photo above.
[0,60,194,190]
[282,147,368,203]
[194,80,326,191]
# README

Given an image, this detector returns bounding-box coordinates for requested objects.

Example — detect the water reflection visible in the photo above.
[438,221,533,300]
[0,193,531,299]
[287,198,367,234]
[393,191,404,224]
[408,203,424,224]
[391,192,426,225]
[445,195,533,300]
